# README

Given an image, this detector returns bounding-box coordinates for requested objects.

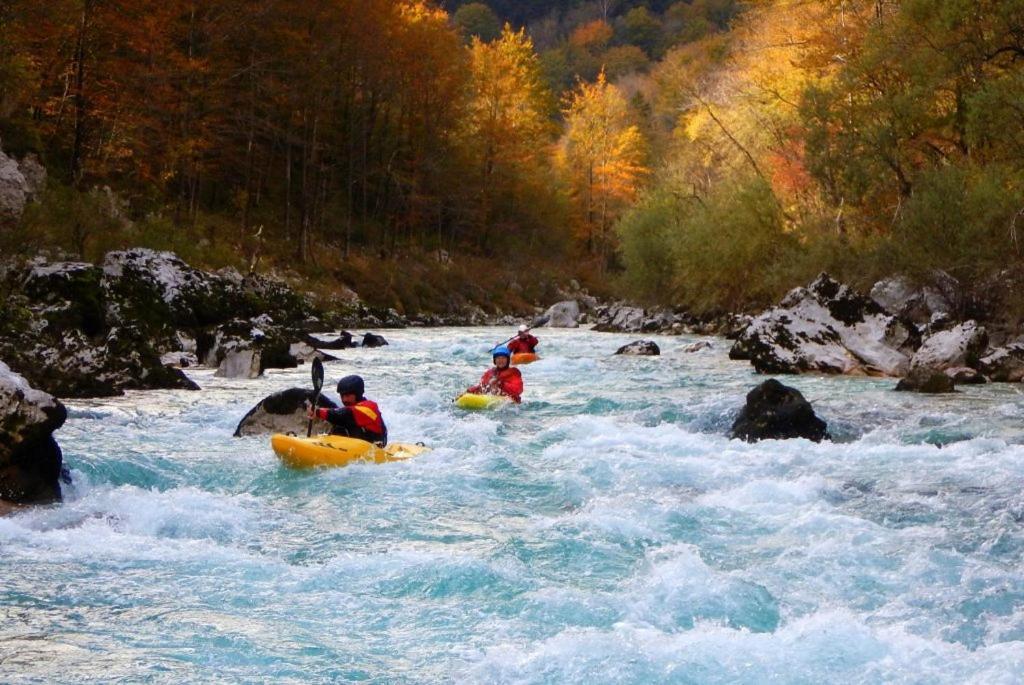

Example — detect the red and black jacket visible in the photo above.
[468,367,523,403]
[507,335,539,354]
[316,399,388,445]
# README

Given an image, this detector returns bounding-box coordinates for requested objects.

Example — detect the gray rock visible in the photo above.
[730,379,829,442]
[0,361,67,503]
[542,300,581,328]
[233,387,337,437]
[615,340,660,356]
[18,153,47,199]
[681,341,713,353]
[729,273,920,376]
[215,347,262,378]
[870,273,958,324]
[593,303,645,332]
[977,343,1024,382]
[0,146,27,226]
[909,321,987,371]
[288,341,338,364]
[945,367,986,385]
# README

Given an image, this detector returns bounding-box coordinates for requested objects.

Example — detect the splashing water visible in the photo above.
[2,328,1023,683]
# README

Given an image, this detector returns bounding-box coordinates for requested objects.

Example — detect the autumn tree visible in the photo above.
[461,23,557,250]
[559,70,647,264]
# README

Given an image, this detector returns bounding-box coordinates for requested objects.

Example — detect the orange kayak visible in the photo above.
[511,352,539,365]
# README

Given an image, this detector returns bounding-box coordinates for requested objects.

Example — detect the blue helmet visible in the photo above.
[491,345,511,361]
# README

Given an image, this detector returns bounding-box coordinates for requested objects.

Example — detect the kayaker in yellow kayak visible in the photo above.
[308,375,388,445]
[466,346,523,403]
[507,325,539,355]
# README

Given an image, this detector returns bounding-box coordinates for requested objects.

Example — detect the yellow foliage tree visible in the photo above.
[463,24,556,247]
[559,71,648,263]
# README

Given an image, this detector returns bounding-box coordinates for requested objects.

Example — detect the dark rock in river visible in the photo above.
[304,331,357,350]
[615,340,661,356]
[234,387,338,437]
[895,367,956,393]
[730,379,829,443]
[361,332,389,348]
[1,361,67,503]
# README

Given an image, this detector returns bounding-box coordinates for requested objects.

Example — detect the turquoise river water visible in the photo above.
[2,327,1024,683]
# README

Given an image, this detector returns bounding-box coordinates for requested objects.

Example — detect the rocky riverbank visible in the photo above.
[727,272,1024,391]
[0,248,539,400]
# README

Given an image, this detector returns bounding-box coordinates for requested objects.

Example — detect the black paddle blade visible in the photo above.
[307,357,325,438]
[311,357,325,394]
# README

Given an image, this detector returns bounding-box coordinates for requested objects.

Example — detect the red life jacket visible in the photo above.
[349,399,385,435]
[508,335,539,354]
[470,367,523,403]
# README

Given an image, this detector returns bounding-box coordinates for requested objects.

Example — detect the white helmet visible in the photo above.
[518,324,529,333]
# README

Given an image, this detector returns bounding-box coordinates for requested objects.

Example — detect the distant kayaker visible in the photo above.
[308,375,388,445]
[467,346,523,403]
[507,325,539,354]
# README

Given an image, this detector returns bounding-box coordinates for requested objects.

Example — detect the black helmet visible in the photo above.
[336,375,365,398]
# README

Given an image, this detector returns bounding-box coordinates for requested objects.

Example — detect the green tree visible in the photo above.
[453,2,501,43]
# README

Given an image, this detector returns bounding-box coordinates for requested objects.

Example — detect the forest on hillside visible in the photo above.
[2,1,1023,316]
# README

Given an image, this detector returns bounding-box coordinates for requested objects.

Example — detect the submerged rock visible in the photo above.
[730,273,920,376]
[730,379,829,443]
[233,387,338,437]
[0,361,67,503]
[615,340,661,356]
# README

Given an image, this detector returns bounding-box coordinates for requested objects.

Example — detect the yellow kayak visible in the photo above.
[271,433,429,469]
[511,352,540,365]
[454,392,510,410]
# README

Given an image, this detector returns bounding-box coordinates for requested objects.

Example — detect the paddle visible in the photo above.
[307,357,325,437]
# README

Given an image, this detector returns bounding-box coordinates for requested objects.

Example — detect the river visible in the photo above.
[2,327,1023,683]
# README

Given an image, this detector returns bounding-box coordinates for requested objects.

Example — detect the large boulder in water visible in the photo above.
[539,300,580,328]
[201,317,298,379]
[233,387,338,437]
[730,379,829,443]
[730,273,920,376]
[0,361,67,503]
[615,340,661,356]
[908,321,987,372]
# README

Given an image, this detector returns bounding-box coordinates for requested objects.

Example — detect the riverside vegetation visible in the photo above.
[4,1,1024,323]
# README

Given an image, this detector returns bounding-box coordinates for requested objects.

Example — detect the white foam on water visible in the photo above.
[5,327,1024,682]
